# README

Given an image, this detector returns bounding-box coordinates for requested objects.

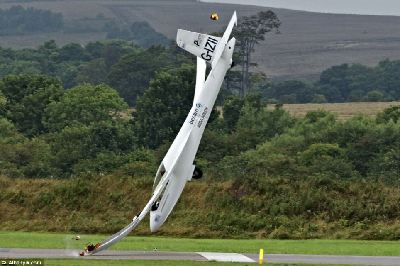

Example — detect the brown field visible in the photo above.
[268,101,400,120]
[1,0,400,80]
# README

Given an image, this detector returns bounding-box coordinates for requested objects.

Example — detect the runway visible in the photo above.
[2,248,400,265]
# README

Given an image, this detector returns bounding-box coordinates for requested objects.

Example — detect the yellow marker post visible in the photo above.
[259,248,264,265]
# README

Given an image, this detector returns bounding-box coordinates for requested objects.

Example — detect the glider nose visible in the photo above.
[150,212,162,232]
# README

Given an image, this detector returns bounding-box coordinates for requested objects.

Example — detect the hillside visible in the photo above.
[0,0,400,80]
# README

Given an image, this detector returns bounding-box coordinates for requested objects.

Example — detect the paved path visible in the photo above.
[1,248,400,265]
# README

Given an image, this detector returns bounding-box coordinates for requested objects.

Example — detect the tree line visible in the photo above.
[2,40,400,108]
[262,61,400,103]
[0,68,399,183]
[0,5,63,35]
[1,77,399,238]
[0,39,190,106]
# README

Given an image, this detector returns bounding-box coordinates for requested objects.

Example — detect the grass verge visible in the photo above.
[42,260,353,266]
[1,231,400,256]
[43,260,253,266]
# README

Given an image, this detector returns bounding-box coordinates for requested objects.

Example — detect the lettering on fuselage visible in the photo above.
[189,103,208,128]
[189,103,202,125]
[201,36,218,62]
[197,107,208,128]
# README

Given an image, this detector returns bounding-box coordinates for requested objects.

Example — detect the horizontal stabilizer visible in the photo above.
[176,11,237,68]
[176,29,221,63]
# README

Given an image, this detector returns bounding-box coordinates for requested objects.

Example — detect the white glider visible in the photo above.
[80,11,237,256]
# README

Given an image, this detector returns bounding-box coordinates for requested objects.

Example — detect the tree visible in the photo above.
[376,106,400,123]
[134,64,195,148]
[371,147,400,183]
[37,40,59,76]
[102,40,138,70]
[0,74,63,136]
[0,90,5,116]
[233,11,280,97]
[48,120,136,175]
[312,94,327,103]
[85,41,106,59]
[299,143,354,179]
[224,70,242,95]
[58,43,89,62]
[365,90,384,102]
[44,84,128,132]
[0,60,41,78]
[233,93,295,152]
[107,45,174,105]
[0,118,56,178]
[317,63,376,102]
[0,117,21,141]
[375,59,400,100]
[43,84,134,175]
[263,80,315,103]
[222,95,244,132]
[75,58,108,85]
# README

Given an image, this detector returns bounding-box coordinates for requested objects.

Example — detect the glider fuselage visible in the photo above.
[150,39,236,232]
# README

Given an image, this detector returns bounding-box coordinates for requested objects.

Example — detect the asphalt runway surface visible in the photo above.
[2,248,400,265]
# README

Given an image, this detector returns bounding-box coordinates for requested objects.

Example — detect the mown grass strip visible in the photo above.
[44,260,248,266]
[42,260,353,266]
[1,231,400,256]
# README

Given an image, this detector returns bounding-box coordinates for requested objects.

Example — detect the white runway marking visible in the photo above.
[198,252,255,262]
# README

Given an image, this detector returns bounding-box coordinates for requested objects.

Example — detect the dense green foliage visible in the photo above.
[0,75,63,136]
[43,84,128,132]
[0,38,400,239]
[262,61,400,103]
[0,6,63,35]
[1,174,400,240]
[134,64,195,148]
[108,45,181,105]
[0,63,398,181]
[2,39,400,104]
[0,40,187,105]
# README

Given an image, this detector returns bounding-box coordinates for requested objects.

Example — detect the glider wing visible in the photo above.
[82,173,170,255]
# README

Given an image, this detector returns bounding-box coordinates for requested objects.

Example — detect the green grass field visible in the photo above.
[38,260,354,266]
[41,260,352,266]
[14,260,255,266]
[1,231,400,256]
[267,102,400,120]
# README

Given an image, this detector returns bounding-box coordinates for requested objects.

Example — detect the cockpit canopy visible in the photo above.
[153,163,166,191]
